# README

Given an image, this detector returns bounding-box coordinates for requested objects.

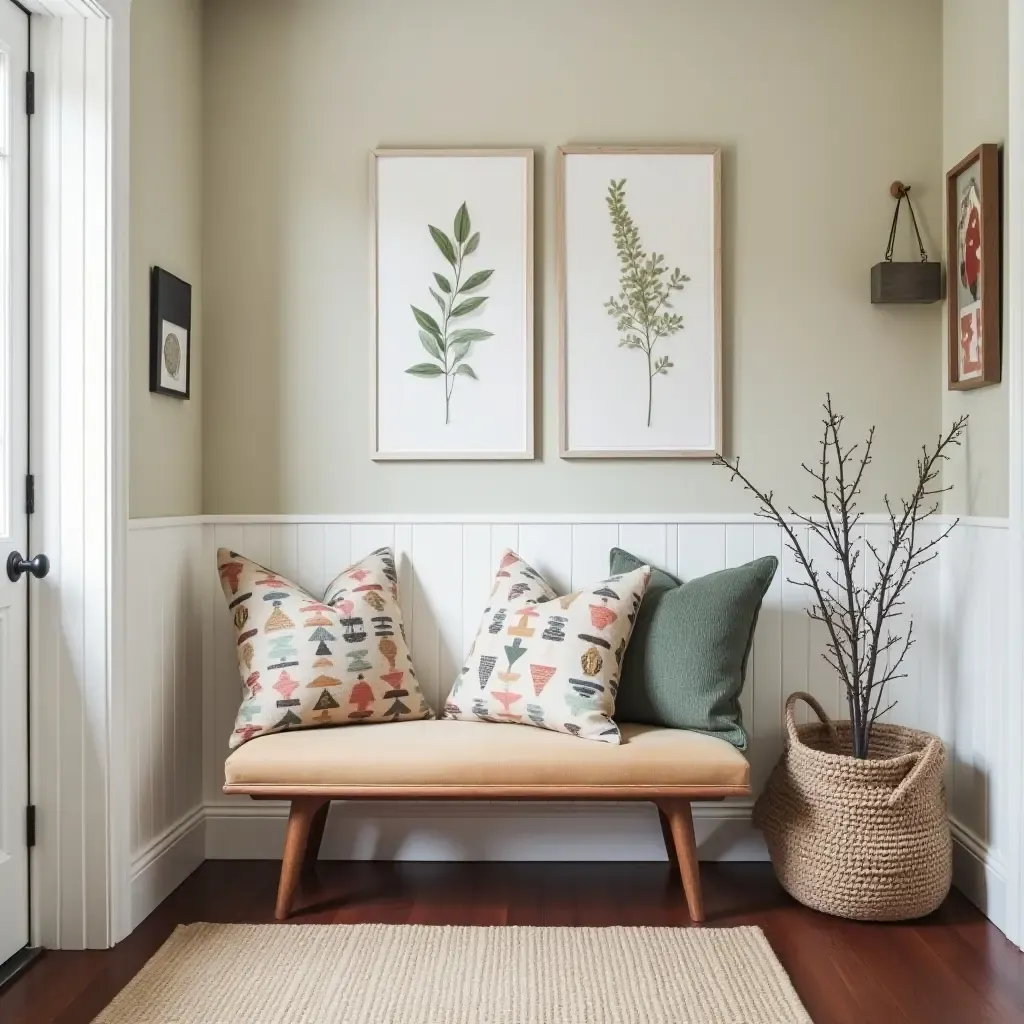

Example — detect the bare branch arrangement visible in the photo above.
[714,396,968,758]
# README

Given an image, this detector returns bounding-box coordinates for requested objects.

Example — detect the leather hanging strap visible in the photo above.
[885,182,929,264]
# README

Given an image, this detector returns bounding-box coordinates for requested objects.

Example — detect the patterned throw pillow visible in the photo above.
[444,550,651,743]
[218,547,430,748]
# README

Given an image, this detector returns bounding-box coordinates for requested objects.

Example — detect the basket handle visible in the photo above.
[888,736,942,807]
[785,691,838,748]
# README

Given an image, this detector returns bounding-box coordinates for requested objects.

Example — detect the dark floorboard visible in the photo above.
[0,860,1021,1023]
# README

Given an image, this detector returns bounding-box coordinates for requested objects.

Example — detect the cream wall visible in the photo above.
[200,0,942,515]
[942,0,1009,517]
[129,0,204,518]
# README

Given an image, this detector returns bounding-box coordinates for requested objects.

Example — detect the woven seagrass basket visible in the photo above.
[753,691,952,921]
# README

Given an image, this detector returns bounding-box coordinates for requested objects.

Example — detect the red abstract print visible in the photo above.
[960,308,982,377]
[958,179,983,302]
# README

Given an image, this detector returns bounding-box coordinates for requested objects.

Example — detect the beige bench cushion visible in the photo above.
[223,719,750,794]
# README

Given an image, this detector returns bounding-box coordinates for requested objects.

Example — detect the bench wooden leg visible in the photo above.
[657,807,679,874]
[302,801,331,879]
[656,800,704,923]
[275,797,328,920]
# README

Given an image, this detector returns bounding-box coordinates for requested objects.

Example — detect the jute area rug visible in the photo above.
[93,922,812,1024]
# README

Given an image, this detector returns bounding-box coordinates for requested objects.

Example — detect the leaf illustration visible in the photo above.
[408,204,495,425]
[604,178,690,428]
[457,269,494,293]
[448,340,471,367]
[428,225,457,267]
[411,305,442,337]
[453,202,471,244]
[418,330,443,361]
[448,328,493,345]
[450,296,488,318]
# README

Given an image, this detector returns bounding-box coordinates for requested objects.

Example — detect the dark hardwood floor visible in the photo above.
[0,860,1021,1023]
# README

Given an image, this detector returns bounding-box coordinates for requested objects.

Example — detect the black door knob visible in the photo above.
[7,551,50,582]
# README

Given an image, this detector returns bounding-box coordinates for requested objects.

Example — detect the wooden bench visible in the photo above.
[223,718,751,923]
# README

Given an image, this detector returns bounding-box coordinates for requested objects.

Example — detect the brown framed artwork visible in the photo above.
[369,149,535,460]
[557,145,722,458]
[946,143,1001,390]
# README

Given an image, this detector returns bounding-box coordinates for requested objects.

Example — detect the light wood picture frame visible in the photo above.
[557,145,722,458]
[371,148,534,460]
[946,143,1001,390]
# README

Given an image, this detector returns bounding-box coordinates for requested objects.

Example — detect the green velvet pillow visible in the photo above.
[610,548,778,749]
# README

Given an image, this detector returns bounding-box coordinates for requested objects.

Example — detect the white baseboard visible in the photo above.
[203,799,769,863]
[130,804,1003,933]
[130,807,206,930]
[951,817,1009,934]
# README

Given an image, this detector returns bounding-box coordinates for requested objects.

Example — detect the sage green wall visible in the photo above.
[129,0,204,518]
[942,0,1009,517]
[201,0,942,515]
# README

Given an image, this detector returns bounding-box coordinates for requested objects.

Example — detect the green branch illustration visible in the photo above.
[604,178,689,427]
[406,202,494,424]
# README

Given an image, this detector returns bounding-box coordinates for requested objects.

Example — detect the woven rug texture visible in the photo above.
[93,922,812,1024]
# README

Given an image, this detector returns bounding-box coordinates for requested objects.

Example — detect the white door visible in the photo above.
[0,0,29,969]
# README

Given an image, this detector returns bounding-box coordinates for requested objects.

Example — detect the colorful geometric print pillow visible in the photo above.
[488,548,559,607]
[217,546,431,748]
[444,550,651,744]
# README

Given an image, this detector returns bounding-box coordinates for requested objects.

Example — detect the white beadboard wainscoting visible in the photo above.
[126,515,1011,933]
[940,520,1013,936]
[126,524,206,930]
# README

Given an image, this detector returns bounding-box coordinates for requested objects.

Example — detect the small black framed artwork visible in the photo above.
[149,267,192,399]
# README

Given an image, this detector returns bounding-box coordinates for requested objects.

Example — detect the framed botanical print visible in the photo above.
[946,143,1000,390]
[371,149,534,459]
[558,145,722,458]
[149,267,192,399]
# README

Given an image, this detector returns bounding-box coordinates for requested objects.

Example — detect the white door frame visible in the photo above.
[1010,0,1024,953]
[0,0,31,970]
[24,0,129,948]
